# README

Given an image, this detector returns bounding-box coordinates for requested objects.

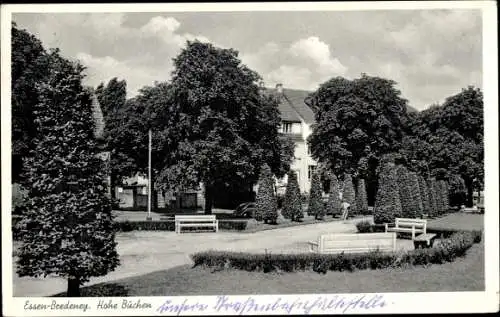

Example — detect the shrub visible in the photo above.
[449,174,467,207]
[409,172,424,217]
[356,220,373,233]
[439,180,450,212]
[427,178,439,217]
[418,175,431,216]
[374,162,402,224]
[308,171,324,220]
[395,165,414,218]
[342,174,356,207]
[191,230,481,274]
[326,174,342,216]
[255,164,278,224]
[355,178,369,215]
[282,170,303,221]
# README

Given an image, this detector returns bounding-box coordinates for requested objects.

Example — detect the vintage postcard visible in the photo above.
[1,1,498,316]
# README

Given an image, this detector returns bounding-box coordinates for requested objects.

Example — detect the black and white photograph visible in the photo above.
[1,1,498,315]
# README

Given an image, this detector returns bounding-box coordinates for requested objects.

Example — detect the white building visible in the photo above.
[273,84,318,194]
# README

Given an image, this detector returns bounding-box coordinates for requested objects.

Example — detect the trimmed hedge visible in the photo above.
[117,219,248,232]
[191,230,482,274]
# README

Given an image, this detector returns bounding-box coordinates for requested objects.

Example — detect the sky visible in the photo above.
[13,9,482,111]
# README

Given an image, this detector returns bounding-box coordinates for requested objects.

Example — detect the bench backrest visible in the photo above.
[395,218,427,230]
[175,215,216,222]
[317,232,396,254]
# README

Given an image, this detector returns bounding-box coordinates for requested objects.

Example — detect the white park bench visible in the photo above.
[385,217,427,240]
[308,232,397,254]
[174,215,218,234]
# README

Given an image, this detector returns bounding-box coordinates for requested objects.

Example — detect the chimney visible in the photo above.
[276,83,283,94]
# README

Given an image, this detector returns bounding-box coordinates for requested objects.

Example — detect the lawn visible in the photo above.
[54,241,484,296]
[427,213,484,231]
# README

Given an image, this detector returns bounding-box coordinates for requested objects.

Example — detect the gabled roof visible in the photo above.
[281,89,315,124]
[266,87,315,124]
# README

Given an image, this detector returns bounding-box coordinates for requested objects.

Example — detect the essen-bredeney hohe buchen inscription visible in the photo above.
[24,299,152,312]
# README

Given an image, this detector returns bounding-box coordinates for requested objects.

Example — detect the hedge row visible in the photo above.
[191,230,482,274]
[118,220,247,232]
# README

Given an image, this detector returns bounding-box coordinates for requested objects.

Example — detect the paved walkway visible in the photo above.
[12,217,412,297]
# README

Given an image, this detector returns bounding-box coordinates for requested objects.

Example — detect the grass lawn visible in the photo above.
[55,241,484,296]
[427,213,484,231]
[243,214,366,233]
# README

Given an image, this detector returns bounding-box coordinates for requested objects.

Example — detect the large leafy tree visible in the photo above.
[15,50,119,296]
[11,22,50,183]
[143,41,293,213]
[306,74,409,204]
[405,87,483,206]
[94,78,150,200]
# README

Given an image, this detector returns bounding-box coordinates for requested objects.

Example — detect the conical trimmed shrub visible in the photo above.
[282,170,303,222]
[308,171,324,220]
[418,175,431,216]
[255,164,278,224]
[395,165,413,217]
[355,178,369,215]
[326,174,341,217]
[374,162,402,224]
[408,172,424,218]
[427,178,439,217]
[342,174,356,206]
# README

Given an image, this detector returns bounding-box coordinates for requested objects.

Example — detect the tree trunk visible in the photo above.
[67,276,80,297]
[204,184,213,215]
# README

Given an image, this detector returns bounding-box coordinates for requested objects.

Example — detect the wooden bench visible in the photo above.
[385,218,427,240]
[308,232,397,254]
[413,233,437,249]
[174,215,218,234]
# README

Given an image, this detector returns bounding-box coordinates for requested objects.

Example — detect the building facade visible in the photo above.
[273,84,318,194]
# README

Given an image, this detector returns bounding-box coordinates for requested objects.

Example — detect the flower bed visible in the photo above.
[190,230,482,274]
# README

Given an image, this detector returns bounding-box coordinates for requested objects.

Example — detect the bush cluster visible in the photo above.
[117,219,247,232]
[355,220,373,233]
[190,230,481,274]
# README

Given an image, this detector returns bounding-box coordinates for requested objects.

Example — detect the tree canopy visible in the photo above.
[15,48,119,296]
[307,74,409,178]
[137,41,293,213]
[11,22,50,183]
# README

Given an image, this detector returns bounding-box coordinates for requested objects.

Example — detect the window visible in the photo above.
[282,121,293,134]
[308,165,316,181]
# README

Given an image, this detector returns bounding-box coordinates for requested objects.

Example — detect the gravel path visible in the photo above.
[13,216,414,297]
